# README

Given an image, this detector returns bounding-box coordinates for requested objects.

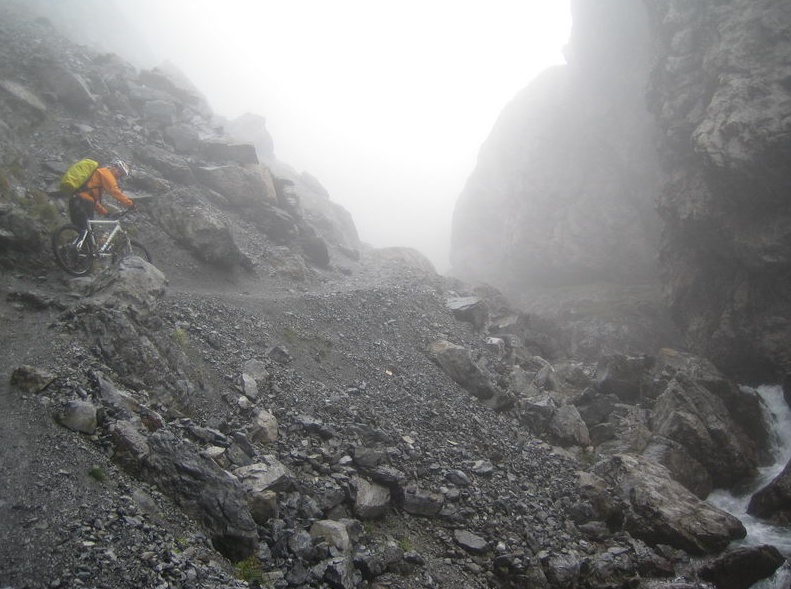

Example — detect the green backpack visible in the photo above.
[59,158,99,195]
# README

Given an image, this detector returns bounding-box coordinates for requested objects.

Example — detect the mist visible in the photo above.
[106,0,571,271]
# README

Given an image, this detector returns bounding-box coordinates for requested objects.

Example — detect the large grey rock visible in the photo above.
[233,456,292,493]
[109,427,258,562]
[203,142,259,166]
[698,545,785,589]
[426,340,514,410]
[0,79,47,118]
[153,188,245,267]
[651,376,758,489]
[592,454,746,555]
[351,477,390,520]
[9,364,55,394]
[33,60,95,112]
[134,144,196,185]
[224,112,275,160]
[193,164,276,208]
[90,256,166,317]
[138,61,213,117]
[56,400,97,434]
[747,456,791,524]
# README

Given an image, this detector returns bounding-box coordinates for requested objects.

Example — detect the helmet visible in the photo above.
[112,159,130,178]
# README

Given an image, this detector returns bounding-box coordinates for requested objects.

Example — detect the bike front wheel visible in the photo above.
[51,224,93,276]
[113,239,152,265]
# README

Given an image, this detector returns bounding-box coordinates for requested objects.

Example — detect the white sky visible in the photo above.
[113,1,571,271]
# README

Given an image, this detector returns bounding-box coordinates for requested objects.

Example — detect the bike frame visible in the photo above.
[72,219,125,257]
[88,219,124,254]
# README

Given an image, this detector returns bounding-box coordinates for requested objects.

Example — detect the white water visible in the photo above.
[706,385,791,588]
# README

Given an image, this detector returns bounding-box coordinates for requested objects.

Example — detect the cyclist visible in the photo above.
[68,159,135,231]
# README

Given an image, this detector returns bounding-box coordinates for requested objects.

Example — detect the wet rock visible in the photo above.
[351,477,390,520]
[399,486,444,516]
[592,454,745,554]
[250,408,279,444]
[453,529,488,554]
[56,400,97,434]
[698,544,785,589]
[9,364,56,394]
[90,256,167,317]
[446,296,489,331]
[427,339,514,409]
[747,455,791,523]
[310,520,351,553]
[233,456,292,493]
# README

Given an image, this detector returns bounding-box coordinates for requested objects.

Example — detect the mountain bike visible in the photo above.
[51,207,152,276]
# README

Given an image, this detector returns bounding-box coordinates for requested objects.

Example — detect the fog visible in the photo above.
[110,1,571,271]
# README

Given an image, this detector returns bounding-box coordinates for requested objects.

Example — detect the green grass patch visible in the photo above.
[88,466,106,482]
[172,327,189,347]
[280,326,333,363]
[234,555,267,585]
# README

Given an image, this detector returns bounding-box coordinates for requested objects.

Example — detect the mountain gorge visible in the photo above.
[451,0,791,385]
[2,1,791,588]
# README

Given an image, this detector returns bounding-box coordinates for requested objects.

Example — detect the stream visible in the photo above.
[706,385,791,587]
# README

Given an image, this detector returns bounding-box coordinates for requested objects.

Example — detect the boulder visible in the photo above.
[426,340,514,410]
[651,376,758,488]
[595,354,653,403]
[35,61,95,112]
[193,164,276,208]
[153,190,245,267]
[446,296,489,331]
[142,99,176,126]
[233,456,292,493]
[310,520,351,552]
[250,409,278,444]
[9,364,56,394]
[0,202,42,251]
[224,112,275,160]
[592,454,746,554]
[0,79,47,119]
[698,545,785,589]
[747,456,791,523]
[145,431,258,561]
[138,62,213,117]
[56,400,98,434]
[90,256,167,317]
[134,145,196,185]
[203,142,259,165]
[351,477,390,520]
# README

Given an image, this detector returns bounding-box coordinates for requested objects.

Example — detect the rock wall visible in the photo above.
[646,0,791,382]
[451,0,662,289]
[452,0,791,382]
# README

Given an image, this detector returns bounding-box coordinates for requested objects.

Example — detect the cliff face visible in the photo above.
[451,0,791,382]
[451,0,662,289]
[646,0,791,382]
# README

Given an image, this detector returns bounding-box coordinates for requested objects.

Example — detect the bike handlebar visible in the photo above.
[109,204,139,220]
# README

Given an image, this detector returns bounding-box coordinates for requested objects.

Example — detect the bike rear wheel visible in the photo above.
[51,224,93,276]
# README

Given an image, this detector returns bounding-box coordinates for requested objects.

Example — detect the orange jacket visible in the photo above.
[75,167,134,215]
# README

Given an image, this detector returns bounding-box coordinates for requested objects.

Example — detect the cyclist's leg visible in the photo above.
[69,197,95,250]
